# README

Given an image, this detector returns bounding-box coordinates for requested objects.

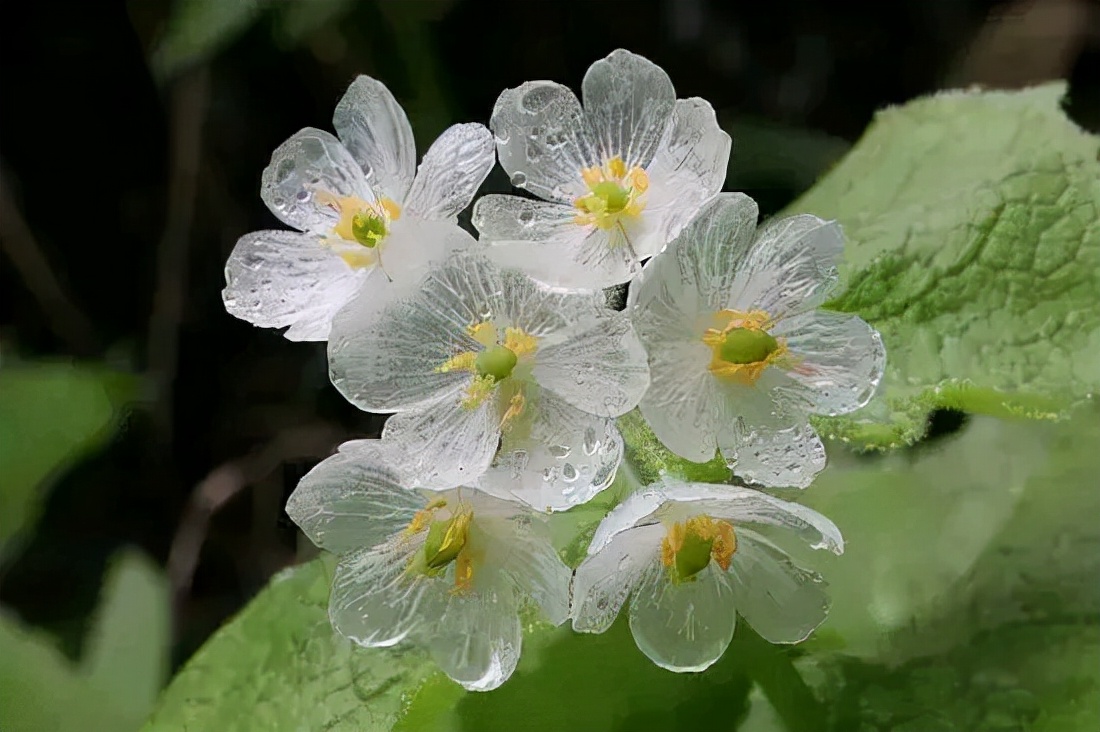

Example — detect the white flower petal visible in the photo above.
[637,336,724,463]
[534,313,650,417]
[729,531,830,644]
[328,258,488,412]
[642,97,732,246]
[728,215,844,317]
[491,81,596,203]
[404,123,495,220]
[582,49,675,169]
[719,420,826,489]
[429,586,523,691]
[473,513,572,626]
[223,229,368,341]
[332,75,416,201]
[479,391,624,511]
[587,488,667,554]
[285,439,426,554]
[376,217,475,284]
[628,561,736,672]
[572,524,663,633]
[771,310,886,416]
[261,128,373,235]
[381,395,499,489]
[656,481,844,554]
[330,542,445,648]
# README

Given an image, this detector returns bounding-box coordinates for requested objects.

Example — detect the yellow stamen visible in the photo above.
[468,321,498,347]
[461,374,498,409]
[436,351,477,374]
[502,327,538,358]
[499,391,526,430]
[405,497,448,537]
[573,155,649,232]
[703,309,788,386]
[434,323,541,410]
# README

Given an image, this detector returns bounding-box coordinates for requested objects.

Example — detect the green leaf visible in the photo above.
[142,556,439,731]
[151,0,269,81]
[790,83,1100,448]
[0,363,135,560]
[0,550,170,732]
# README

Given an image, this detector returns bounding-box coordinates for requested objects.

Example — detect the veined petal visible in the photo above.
[330,541,446,648]
[643,98,732,245]
[727,215,844,317]
[333,75,416,202]
[534,312,650,417]
[582,49,675,169]
[223,229,368,342]
[637,336,723,463]
[261,127,373,235]
[381,395,499,489]
[728,531,831,644]
[771,310,886,416]
[491,81,596,203]
[719,419,826,489]
[572,524,663,633]
[587,488,667,554]
[376,217,476,284]
[285,439,426,554]
[473,513,572,625]
[655,481,844,554]
[404,123,495,220]
[479,391,624,511]
[428,585,523,691]
[628,561,736,673]
[328,258,487,412]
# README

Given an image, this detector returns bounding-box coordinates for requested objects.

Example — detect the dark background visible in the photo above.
[1,0,1097,670]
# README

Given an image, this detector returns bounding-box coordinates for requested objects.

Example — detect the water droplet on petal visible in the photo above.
[510,171,528,188]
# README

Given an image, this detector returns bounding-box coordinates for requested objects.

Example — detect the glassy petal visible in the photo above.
[534,312,650,417]
[404,123,495,219]
[261,128,373,235]
[381,396,499,489]
[491,81,596,203]
[480,391,623,511]
[332,75,416,201]
[328,257,490,412]
[656,481,844,554]
[330,542,445,648]
[473,514,572,625]
[582,49,675,169]
[719,420,826,489]
[377,217,475,284]
[643,98,731,245]
[728,215,844,317]
[429,586,523,691]
[772,310,886,416]
[729,531,830,643]
[223,229,368,342]
[637,337,723,463]
[628,562,736,672]
[285,439,425,554]
[572,524,663,633]
[588,488,666,553]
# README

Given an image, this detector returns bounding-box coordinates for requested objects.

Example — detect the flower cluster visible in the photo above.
[225,50,884,690]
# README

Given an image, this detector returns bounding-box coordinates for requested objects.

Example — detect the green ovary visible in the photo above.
[720,327,779,365]
[674,531,714,582]
[475,345,518,381]
[423,514,469,570]
[587,181,630,214]
[351,211,387,248]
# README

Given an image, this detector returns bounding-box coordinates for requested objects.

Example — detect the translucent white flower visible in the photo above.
[285,439,571,691]
[328,252,650,496]
[223,75,495,341]
[628,193,885,488]
[571,480,843,672]
[473,49,730,290]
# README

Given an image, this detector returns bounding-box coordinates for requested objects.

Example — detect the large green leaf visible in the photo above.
[791,83,1100,449]
[0,550,170,732]
[0,363,135,560]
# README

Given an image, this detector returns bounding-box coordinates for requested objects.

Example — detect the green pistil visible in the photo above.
[720,327,779,365]
[351,211,387,248]
[475,345,518,381]
[674,532,714,582]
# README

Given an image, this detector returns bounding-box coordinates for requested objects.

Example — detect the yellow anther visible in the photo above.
[502,327,538,358]
[573,156,649,232]
[660,515,737,582]
[461,374,498,409]
[379,197,402,221]
[499,391,526,431]
[607,156,627,179]
[404,497,449,536]
[436,351,478,374]
[703,309,787,385]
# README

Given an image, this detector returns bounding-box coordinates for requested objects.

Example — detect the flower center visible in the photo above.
[573,155,648,231]
[405,498,476,592]
[435,323,539,425]
[315,192,402,269]
[660,515,737,583]
[703,309,787,385]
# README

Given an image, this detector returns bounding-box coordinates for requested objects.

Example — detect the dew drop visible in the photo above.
[548,444,571,459]
[296,189,310,201]
[518,209,535,226]
[561,464,578,482]
[582,427,599,455]
[510,171,528,188]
